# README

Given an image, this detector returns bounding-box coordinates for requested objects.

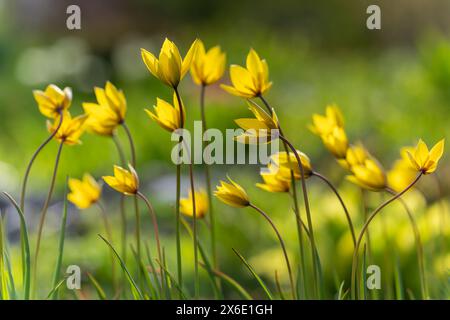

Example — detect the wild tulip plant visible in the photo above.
[0,38,446,301]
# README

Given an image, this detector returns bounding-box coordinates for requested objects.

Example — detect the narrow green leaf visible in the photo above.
[98,234,143,300]
[155,259,187,300]
[46,276,67,299]
[181,218,222,299]
[87,272,107,300]
[51,177,69,299]
[394,255,404,300]
[232,248,273,300]
[2,192,31,300]
[130,245,157,299]
[200,263,253,300]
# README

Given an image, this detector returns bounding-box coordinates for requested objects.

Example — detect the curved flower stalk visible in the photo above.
[214,177,296,299]
[350,139,444,299]
[67,174,117,291]
[103,165,162,275]
[20,84,72,212]
[190,39,226,271]
[33,111,87,296]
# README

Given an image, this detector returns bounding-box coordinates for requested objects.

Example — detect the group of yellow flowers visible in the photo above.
[25,37,445,300]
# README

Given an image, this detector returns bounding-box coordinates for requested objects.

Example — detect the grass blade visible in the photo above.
[98,234,143,300]
[46,276,67,299]
[181,218,222,299]
[199,263,253,300]
[87,272,107,300]
[2,192,31,300]
[155,259,187,300]
[144,243,162,299]
[131,245,158,299]
[51,177,69,299]
[232,248,273,300]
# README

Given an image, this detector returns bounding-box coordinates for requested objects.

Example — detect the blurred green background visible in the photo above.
[0,0,448,299]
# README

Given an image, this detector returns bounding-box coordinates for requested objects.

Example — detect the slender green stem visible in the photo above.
[33,141,64,297]
[136,192,162,273]
[51,177,69,300]
[20,110,64,213]
[351,173,422,299]
[249,203,296,299]
[385,187,428,299]
[121,123,141,284]
[97,201,117,292]
[133,195,141,269]
[175,163,183,295]
[312,171,356,246]
[112,133,128,297]
[181,137,199,299]
[121,122,136,167]
[279,134,318,298]
[200,84,218,271]
[174,86,185,297]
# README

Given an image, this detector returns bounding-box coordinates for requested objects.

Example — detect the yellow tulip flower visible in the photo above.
[309,104,344,136]
[310,104,348,158]
[103,164,139,196]
[47,111,87,145]
[406,139,445,174]
[338,143,369,170]
[270,150,313,181]
[82,82,127,136]
[214,177,250,208]
[190,40,226,86]
[180,189,208,219]
[234,101,279,143]
[320,126,349,159]
[33,84,72,118]
[256,166,291,193]
[221,48,272,98]
[145,93,185,133]
[387,147,418,192]
[68,174,102,209]
[141,38,199,88]
[346,158,387,191]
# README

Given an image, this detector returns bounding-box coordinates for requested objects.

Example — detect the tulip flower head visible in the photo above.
[235,101,279,143]
[406,139,445,175]
[68,174,102,209]
[256,166,291,193]
[83,82,127,136]
[180,189,208,219]
[214,177,250,208]
[270,150,313,181]
[190,39,226,86]
[141,38,199,88]
[33,84,72,119]
[346,158,387,191]
[221,48,272,98]
[387,159,417,193]
[338,143,369,170]
[103,164,139,195]
[47,111,87,145]
[310,105,348,159]
[145,93,185,133]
